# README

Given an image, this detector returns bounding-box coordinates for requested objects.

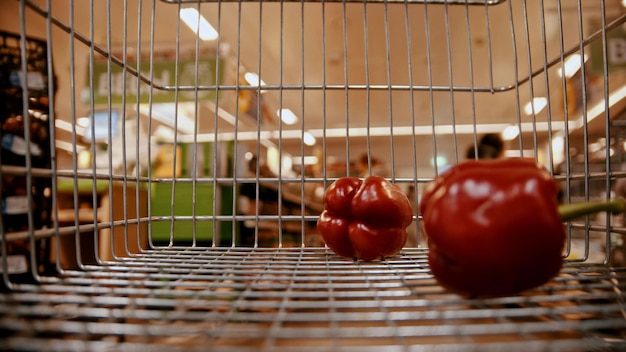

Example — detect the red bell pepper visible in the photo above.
[420,158,625,297]
[317,176,413,261]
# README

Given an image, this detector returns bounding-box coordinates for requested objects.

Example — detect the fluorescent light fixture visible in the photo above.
[558,54,588,78]
[503,149,535,158]
[56,119,85,135]
[277,108,298,125]
[430,156,447,168]
[139,103,195,134]
[303,131,316,146]
[153,125,176,141]
[245,72,267,92]
[183,121,567,144]
[187,119,569,148]
[524,97,548,115]
[569,83,626,131]
[588,142,602,153]
[179,8,218,41]
[552,135,565,166]
[502,125,520,141]
[55,140,85,153]
[292,156,319,165]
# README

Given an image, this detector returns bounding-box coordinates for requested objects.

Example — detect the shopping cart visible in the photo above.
[2,0,626,350]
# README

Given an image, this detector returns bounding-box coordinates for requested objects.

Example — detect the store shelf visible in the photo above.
[1,247,625,351]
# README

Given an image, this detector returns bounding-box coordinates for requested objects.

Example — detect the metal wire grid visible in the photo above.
[1,247,626,351]
[2,0,626,350]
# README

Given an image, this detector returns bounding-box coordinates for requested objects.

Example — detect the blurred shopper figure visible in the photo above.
[356,153,389,177]
[466,133,505,160]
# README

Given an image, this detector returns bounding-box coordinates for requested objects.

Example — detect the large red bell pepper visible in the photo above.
[317,176,413,261]
[420,158,625,297]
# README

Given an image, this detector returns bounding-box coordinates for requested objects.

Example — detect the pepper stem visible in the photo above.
[558,198,626,221]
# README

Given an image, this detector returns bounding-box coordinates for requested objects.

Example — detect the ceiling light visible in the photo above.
[589,142,602,153]
[557,53,588,78]
[524,97,548,115]
[303,132,316,146]
[56,140,85,153]
[140,103,196,134]
[277,108,298,125]
[179,8,218,41]
[430,156,447,168]
[244,72,267,93]
[180,121,568,145]
[570,83,626,130]
[292,156,319,165]
[502,125,520,141]
[76,117,90,127]
[56,119,85,135]
[153,125,176,141]
[552,135,565,166]
[503,150,534,158]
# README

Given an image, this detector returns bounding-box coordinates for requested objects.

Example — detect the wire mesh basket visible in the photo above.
[2,0,626,350]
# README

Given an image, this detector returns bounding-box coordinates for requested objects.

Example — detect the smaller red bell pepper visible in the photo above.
[420,158,626,297]
[317,176,413,261]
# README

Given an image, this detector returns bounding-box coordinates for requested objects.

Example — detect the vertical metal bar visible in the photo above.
[402,0,418,246]
[277,0,284,247]
[146,0,157,249]
[68,0,84,269]
[106,0,116,260]
[18,0,39,282]
[341,0,349,177]
[254,1,263,248]
[212,0,223,248]
[577,0,591,262]
[464,0,479,165]
[169,0,183,247]
[254,1,266,247]
[483,2,495,92]
[505,0,522,161]
[117,0,131,258]
[520,0,537,157]
[320,0,329,236]
[598,0,612,265]
[298,0,306,247]
[88,0,102,266]
[362,0,372,174]
[422,2,438,177]
[231,0,244,247]
[191,0,202,247]
[537,0,554,172]
[555,0,573,260]
[134,0,145,254]
[46,0,63,274]
[382,0,395,180]
[443,1,459,164]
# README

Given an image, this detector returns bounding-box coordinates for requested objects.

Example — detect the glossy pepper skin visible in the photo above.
[419,159,565,297]
[317,176,413,261]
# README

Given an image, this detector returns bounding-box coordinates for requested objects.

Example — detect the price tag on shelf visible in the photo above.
[9,70,46,90]
[2,196,29,215]
[0,255,28,274]
[1,134,42,157]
